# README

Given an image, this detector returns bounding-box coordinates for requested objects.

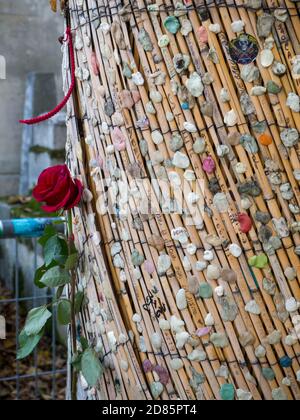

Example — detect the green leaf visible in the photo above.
[71,352,83,372]
[68,241,78,255]
[40,266,71,288]
[17,328,45,360]
[34,262,58,288]
[44,235,68,267]
[44,236,62,266]
[65,253,78,270]
[81,349,103,387]
[34,265,48,289]
[56,285,65,300]
[75,291,84,314]
[55,255,68,266]
[80,336,89,352]
[24,306,52,336]
[57,299,71,325]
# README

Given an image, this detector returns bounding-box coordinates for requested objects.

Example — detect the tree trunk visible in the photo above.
[65,0,300,400]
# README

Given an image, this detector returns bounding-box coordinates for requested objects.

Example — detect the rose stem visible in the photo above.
[67,209,78,401]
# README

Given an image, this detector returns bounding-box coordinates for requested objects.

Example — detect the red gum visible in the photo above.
[91,52,100,76]
[237,213,253,234]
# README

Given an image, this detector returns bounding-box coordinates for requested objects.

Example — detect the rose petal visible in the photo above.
[41,181,76,212]
[40,174,71,204]
[41,194,71,212]
[40,180,70,206]
[33,165,70,201]
[64,179,83,210]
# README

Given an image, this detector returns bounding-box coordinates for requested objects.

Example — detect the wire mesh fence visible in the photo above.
[0,222,67,400]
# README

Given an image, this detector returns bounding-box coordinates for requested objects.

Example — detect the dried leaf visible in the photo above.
[60,0,66,12]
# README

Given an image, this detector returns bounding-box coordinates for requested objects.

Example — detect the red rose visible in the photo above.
[33,165,83,212]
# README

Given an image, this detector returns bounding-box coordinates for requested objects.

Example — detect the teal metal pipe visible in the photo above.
[0,217,65,238]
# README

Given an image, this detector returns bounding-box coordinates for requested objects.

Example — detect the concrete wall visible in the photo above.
[0,1,63,196]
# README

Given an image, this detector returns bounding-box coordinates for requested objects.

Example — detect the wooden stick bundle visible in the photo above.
[65,0,300,400]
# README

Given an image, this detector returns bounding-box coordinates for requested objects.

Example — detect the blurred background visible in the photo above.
[0,1,68,400]
[0,0,63,196]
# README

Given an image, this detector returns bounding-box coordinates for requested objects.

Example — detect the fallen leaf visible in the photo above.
[7,195,31,205]
[60,0,66,12]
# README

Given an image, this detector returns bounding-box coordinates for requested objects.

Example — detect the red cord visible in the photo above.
[19,27,75,125]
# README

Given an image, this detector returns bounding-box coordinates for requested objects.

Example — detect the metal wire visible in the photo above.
[15,241,20,400]
[0,295,53,304]
[0,369,67,383]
